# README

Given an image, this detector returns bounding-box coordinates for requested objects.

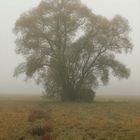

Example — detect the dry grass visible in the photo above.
[0,95,140,140]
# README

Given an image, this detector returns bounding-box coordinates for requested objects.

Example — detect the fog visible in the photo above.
[0,0,140,95]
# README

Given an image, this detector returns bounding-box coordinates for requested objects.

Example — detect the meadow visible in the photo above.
[0,94,140,140]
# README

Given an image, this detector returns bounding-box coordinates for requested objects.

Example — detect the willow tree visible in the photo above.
[14,0,133,101]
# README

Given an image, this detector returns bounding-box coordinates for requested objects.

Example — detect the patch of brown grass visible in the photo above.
[0,97,140,139]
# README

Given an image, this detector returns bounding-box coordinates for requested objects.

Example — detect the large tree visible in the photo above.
[14,0,133,101]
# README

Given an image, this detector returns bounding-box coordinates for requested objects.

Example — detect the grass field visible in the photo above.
[0,94,140,140]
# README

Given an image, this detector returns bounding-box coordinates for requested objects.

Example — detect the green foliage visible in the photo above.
[78,89,95,102]
[14,0,133,101]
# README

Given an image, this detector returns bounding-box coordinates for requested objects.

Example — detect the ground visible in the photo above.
[0,94,140,140]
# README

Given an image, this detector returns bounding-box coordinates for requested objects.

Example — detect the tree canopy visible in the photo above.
[14,0,133,101]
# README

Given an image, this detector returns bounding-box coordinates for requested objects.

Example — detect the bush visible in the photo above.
[76,89,95,102]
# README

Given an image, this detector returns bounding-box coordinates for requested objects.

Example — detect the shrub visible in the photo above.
[76,89,95,102]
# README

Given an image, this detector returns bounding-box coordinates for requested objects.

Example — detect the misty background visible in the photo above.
[0,0,140,95]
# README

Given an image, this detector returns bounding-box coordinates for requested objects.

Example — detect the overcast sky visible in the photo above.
[0,0,140,95]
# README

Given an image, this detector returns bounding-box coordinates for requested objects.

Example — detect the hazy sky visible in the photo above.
[0,0,140,95]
